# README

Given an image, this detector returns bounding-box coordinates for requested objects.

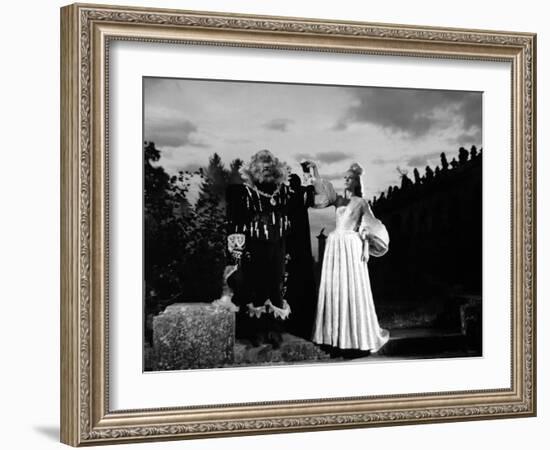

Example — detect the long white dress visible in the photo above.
[311,182,390,352]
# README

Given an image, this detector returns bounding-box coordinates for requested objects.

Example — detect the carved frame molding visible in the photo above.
[60,3,536,446]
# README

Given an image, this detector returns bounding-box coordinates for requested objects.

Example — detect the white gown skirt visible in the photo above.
[312,230,390,352]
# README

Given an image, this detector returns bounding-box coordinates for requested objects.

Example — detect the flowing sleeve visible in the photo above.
[358,200,389,257]
[310,177,338,208]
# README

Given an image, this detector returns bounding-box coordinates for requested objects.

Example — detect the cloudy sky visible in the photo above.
[144,77,482,259]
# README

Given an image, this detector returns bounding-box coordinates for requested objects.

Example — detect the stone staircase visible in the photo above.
[145,295,482,371]
[375,294,482,358]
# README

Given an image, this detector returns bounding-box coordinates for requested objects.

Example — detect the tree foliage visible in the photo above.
[144,143,241,311]
[180,154,229,301]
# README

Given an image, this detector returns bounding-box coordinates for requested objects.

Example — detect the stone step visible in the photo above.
[145,298,482,371]
[377,295,482,331]
[145,327,481,371]
[376,327,481,358]
[232,333,331,367]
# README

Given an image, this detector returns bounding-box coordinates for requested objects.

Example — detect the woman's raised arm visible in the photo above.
[307,161,338,208]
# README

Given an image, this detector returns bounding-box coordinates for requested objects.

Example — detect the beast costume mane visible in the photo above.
[239,149,290,187]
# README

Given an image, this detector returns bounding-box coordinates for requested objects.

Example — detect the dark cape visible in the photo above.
[285,182,317,339]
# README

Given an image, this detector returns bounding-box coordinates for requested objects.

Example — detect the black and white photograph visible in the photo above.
[2,0,544,447]
[143,77,483,371]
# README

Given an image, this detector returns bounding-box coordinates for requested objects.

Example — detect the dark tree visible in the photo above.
[440,152,449,171]
[201,153,229,206]
[228,158,244,184]
[413,168,421,184]
[180,154,229,301]
[397,167,413,190]
[458,147,469,165]
[144,145,235,307]
[401,174,413,189]
[425,165,434,181]
[144,142,191,316]
[367,145,483,338]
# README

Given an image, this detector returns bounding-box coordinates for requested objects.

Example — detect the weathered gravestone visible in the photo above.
[153,303,235,370]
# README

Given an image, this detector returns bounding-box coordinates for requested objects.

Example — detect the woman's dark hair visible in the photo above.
[346,163,364,197]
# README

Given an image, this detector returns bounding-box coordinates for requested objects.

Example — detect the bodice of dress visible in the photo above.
[311,176,390,257]
[335,200,363,233]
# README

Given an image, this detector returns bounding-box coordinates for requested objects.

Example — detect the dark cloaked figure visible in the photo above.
[226,182,292,310]
[285,174,317,339]
[225,150,294,348]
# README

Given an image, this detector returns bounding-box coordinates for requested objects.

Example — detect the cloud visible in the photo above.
[295,152,314,161]
[225,137,253,144]
[316,151,354,164]
[335,88,482,139]
[448,129,482,147]
[144,109,209,148]
[406,151,442,168]
[294,151,353,164]
[331,120,348,131]
[372,151,445,170]
[263,118,294,132]
[371,156,400,166]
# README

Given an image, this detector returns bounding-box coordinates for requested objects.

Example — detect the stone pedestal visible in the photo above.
[153,303,235,370]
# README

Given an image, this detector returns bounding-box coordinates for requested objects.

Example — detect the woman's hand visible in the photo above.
[361,239,370,263]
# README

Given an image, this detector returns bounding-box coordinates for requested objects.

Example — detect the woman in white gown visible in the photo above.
[308,161,390,352]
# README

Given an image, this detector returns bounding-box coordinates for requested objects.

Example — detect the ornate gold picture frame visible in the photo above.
[60,3,536,446]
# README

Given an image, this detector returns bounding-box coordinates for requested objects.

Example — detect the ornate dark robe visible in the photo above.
[226,182,293,310]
